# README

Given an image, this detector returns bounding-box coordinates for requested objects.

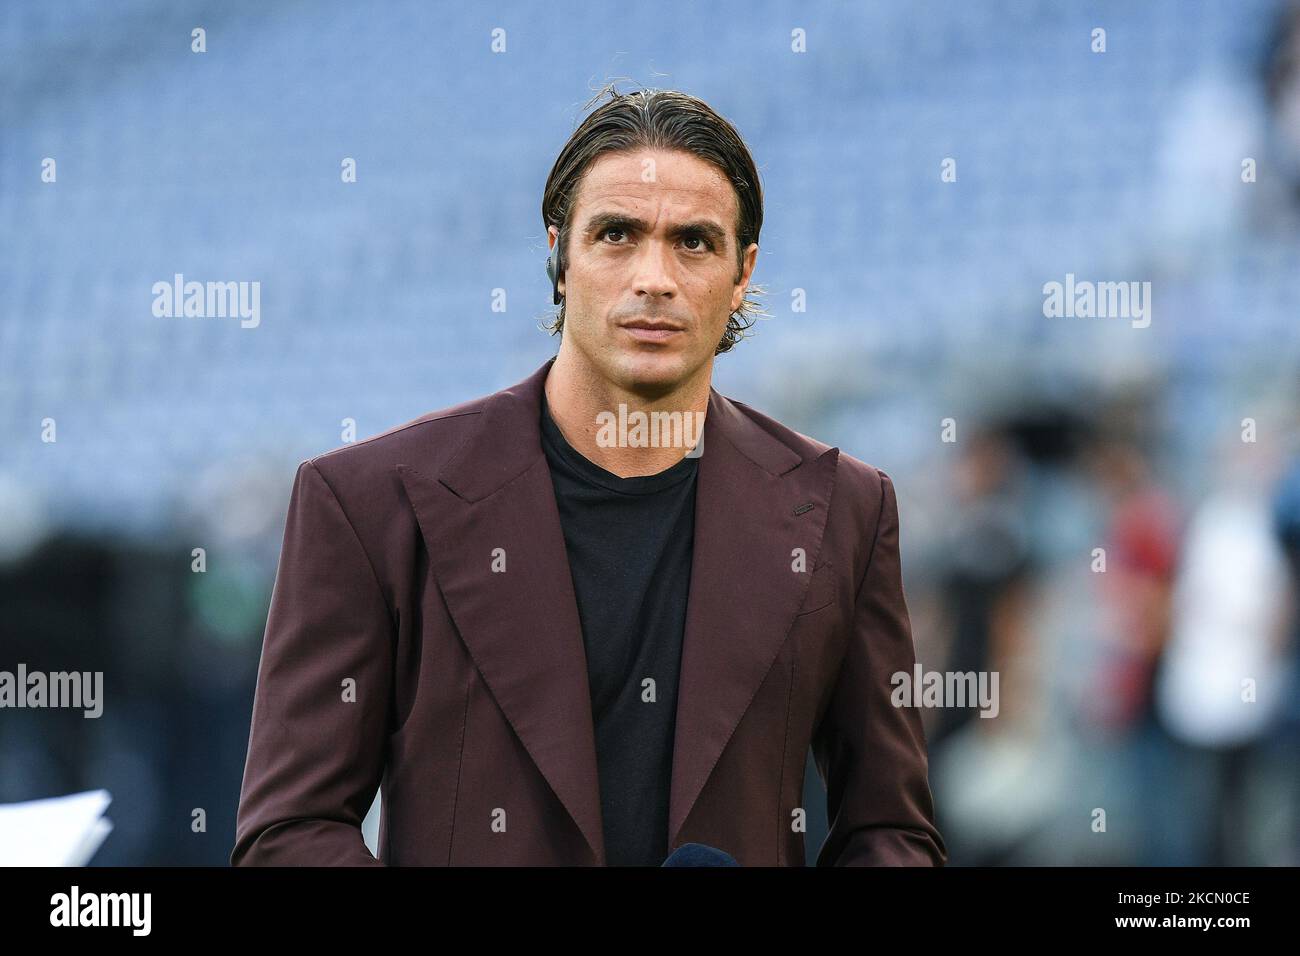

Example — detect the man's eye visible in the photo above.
[601,227,627,243]
[683,236,712,252]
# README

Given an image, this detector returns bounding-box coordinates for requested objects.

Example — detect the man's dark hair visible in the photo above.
[540,84,767,354]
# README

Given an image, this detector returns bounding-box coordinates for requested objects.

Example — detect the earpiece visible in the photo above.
[546,237,564,305]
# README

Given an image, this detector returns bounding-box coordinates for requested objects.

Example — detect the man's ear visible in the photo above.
[731,242,759,312]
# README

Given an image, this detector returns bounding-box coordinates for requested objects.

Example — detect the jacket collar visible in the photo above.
[397,356,838,864]
[435,356,805,500]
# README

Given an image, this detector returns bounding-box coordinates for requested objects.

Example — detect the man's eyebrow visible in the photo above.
[582,212,728,246]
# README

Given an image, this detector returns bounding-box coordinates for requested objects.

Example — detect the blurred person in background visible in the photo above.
[1154,433,1293,864]
[1263,0,1300,223]
[925,424,1048,865]
[1083,431,1181,736]
[929,427,1035,750]
[1078,427,1184,863]
[1265,439,1300,864]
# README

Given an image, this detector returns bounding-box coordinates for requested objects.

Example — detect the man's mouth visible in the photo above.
[620,319,684,342]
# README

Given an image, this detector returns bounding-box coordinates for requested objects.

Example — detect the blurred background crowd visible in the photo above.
[2,0,1298,864]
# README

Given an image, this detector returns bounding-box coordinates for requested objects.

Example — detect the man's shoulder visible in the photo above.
[724,395,886,499]
[301,390,494,490]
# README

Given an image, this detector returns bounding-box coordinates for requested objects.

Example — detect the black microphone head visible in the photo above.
[661,843,740,867]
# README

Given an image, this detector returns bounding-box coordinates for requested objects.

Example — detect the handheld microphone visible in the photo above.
[661,843,740,866]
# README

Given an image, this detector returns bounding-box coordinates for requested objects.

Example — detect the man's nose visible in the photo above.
[631,240,677,299]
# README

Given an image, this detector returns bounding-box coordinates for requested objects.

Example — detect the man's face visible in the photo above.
[549,148,758,396]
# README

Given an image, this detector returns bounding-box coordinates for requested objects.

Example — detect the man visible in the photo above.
[231,87,946,867]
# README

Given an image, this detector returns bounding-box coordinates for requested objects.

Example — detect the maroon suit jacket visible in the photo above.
[230,357,946,866]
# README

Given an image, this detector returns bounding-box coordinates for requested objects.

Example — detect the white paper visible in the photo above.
[0,790,113,866]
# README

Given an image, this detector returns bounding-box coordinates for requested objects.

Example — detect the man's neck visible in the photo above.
[543,349,711,478]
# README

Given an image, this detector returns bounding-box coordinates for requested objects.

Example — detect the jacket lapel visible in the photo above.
[396,359,607,864]
[395,357,839,865]
[666,387,839,850]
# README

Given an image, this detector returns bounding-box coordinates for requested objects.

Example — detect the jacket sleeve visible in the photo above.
[811,468,948,866]
[230,459,393,866]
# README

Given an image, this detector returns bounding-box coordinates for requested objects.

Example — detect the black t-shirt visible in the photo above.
[539,395,699,866]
